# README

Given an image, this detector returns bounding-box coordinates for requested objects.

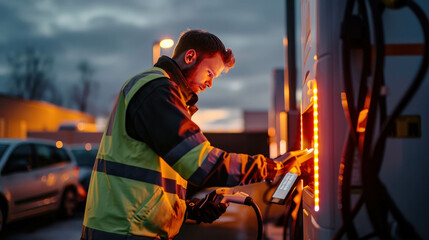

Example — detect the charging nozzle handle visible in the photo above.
[215,188,253,205]
[214,188,263,240]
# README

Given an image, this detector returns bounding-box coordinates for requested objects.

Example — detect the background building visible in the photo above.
[0,94,96,139]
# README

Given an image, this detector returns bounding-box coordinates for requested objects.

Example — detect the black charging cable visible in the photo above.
[336,0,428,239]
[336,0,372,238]
[248,199,264,240]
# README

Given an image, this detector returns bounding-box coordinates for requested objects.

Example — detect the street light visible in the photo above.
[153,38,174,65]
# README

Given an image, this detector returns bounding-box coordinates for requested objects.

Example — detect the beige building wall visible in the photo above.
[0,94,95,138]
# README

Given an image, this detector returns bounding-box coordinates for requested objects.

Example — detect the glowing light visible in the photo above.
[270,142,278,158]
[159,39,174,49]
[313,80,320,212]
[283,37,288,47]
[56,141,63,148]
[85,143,92,151]
[77,122,85,131]
[280,140,286,155]
[46,173,56,186]
[357,109,368,133]
[153,38,174,65]
[279,112,287,154]
[300,110,303,150]
[268,127,276,137]
[77,184,87,199]
[313,55,318,60]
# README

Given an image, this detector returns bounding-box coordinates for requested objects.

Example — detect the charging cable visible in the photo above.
[214,188,263,240]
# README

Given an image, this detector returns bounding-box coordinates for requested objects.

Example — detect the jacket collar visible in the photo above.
[154,56,199,110]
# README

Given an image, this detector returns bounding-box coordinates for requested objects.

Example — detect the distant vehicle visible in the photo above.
[0,138,82,233]
[69,143,98,192]
[58,121,98,132]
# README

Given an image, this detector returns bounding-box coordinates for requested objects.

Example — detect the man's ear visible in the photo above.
[184,49,197,64]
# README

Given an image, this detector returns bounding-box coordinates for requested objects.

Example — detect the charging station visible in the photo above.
[272,0,429,239]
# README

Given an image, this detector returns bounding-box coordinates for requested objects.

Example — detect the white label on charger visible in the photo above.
[272,172,298,199]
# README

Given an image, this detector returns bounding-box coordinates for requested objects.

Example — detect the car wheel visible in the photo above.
[59,188,77,218]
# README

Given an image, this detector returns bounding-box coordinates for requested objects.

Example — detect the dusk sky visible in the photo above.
[0,0,286,130]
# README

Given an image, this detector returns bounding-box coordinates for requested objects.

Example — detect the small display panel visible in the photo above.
[271,172,300,205]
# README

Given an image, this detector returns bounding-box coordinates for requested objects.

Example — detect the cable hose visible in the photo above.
[337,0,428,239]
[371,0,429,175]
[249,200,264,240]
[337,0,372,238]
[367,1,428,239]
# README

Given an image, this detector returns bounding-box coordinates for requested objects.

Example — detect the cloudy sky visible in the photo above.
[0,0,286,128]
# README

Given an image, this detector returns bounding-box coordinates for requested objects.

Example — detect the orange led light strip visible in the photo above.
[300,111,303,150]
[313,82,320,212]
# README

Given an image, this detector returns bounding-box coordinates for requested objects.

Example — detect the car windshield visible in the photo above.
[71,148,98,167]
[0,143,9,158]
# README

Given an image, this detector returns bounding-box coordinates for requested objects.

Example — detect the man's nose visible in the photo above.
[206,78,213,88]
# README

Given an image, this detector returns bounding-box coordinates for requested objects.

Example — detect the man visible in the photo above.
[81,29,300,240]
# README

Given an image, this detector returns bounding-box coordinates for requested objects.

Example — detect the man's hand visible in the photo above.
[186,190,228,224]
[273,149,310,176]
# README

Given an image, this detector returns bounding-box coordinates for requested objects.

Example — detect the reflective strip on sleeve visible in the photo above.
[164,132,207,165]
[95,158,186,200]
[188,147,224,185]
[226,153,245,186]
[171,141,213,181]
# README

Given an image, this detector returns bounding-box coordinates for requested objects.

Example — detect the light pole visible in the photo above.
[153,38,174,65]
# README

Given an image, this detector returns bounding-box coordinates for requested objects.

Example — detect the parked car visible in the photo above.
[69,143,98,192]
[0,138,81,233]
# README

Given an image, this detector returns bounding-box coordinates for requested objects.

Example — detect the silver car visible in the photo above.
[0,138,81,233]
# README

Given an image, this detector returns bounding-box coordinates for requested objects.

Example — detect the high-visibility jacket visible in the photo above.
[81,57,277,240]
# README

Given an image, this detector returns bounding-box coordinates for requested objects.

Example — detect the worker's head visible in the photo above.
[172,29,235,94]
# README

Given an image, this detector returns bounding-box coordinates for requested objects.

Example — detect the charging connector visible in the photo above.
[214,188,263,240]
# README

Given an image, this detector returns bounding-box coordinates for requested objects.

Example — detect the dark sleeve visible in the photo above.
[126,78,200,156]
[126,78,277,187]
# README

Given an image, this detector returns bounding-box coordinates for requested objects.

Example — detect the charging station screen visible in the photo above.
[271,172,299,204]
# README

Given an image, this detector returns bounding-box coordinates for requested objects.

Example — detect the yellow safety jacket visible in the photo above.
[82,57,277,240]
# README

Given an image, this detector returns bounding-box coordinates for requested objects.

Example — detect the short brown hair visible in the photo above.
[172,29,235,72]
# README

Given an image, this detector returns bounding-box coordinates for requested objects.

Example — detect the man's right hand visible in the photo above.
[186,190,228,224]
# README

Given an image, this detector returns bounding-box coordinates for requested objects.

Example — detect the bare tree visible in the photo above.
[7,48,60,104]
[71,60,98,113]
